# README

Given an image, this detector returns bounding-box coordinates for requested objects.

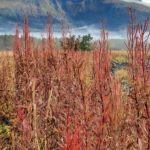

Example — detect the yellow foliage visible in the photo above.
[0,124,11,138]
[115,68,128,81]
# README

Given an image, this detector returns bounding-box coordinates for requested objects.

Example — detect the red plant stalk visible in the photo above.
[13,25,21,57]
[127,8,150,149]
[16,106,30,142]
[72,52,91,149]
[23,16,31,55]
[92,23,115,149]
[13,16,34,149]
[61,15,70,51]
[62,113,82,150]
[47,17,54,55]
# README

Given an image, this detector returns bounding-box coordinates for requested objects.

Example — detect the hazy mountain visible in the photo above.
[0,0,61,17]
[0,0,149,40]
[0,0,66,32]
[109,39,127,50]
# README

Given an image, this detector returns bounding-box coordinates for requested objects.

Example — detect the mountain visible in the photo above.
[0,0,149,39]
[109,39,127,50]
[0,0,61,17]
[0,0,64,32]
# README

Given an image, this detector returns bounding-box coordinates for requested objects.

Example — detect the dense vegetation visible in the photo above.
[0,35,14,50]
[0,35,127,51]
[0,9,150,150]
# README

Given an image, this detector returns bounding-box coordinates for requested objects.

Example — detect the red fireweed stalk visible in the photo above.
[62,111,82,150]
[127,8,150,150]
[47,16,54,55]
[23,16,31,54]
[92,24,111,149]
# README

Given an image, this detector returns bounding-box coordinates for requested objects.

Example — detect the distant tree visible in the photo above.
[0,35,13,50]
[80,34,93,51]
[61,34,93,51]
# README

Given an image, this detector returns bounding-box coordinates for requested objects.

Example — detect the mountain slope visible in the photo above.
[0,0,65,32]
[0,0,149,38]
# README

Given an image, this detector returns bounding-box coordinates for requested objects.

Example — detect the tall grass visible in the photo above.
[0,10,149,149]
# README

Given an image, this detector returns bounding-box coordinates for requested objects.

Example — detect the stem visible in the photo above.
[44,90,52,150]
[32,79,40,150]
[145,102,150,150]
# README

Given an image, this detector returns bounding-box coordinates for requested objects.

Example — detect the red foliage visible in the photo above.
[1,10,149,149]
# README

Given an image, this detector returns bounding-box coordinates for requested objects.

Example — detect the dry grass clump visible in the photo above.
[115,68,128,81]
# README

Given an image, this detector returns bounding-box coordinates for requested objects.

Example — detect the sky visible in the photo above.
[121,0,150,6]
[0,0,149,39]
